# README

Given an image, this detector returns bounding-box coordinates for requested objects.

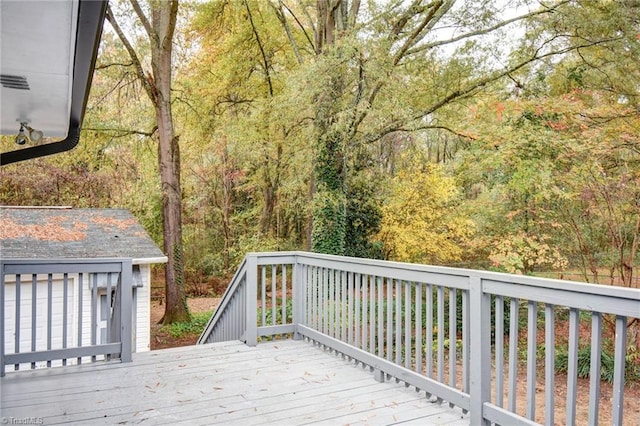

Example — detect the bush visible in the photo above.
[162,311,213,338]
[555,342,640,383]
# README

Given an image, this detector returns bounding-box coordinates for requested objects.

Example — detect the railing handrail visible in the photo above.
[249,251,640,299]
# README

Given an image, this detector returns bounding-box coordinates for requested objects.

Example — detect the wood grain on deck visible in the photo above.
[1,339,469,425]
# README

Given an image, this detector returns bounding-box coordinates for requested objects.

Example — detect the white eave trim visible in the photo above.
[133,256,168,265]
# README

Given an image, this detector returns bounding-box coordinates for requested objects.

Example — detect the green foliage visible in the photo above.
[344,170,384,259]
[257,298,293,326]
[161,311,211,338]
[311,189,347,255]
[555,342,640,384]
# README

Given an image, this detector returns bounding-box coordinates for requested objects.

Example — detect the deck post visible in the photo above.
[245,254,258,346]
[469,275,491,425]
[292,255,303,340]
[120,259,133,363]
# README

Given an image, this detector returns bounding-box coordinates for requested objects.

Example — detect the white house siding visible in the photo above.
[135,264,151,353]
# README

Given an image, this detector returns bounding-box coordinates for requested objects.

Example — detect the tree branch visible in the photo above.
[363,36,618,145]
[271,0,304,64]
[244,0,274,97]
[298,0,318,52]
[106,3,156,103]
[407,0,572,56]
[95,61,134,70]
[84,125,158,138]
[393,0,455,65]
[129,0,154,40]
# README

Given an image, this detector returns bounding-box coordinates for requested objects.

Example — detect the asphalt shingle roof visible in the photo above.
[0,207,166,263]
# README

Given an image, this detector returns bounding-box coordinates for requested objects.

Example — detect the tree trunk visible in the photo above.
[152,1,189,324]
[107,1,188,323]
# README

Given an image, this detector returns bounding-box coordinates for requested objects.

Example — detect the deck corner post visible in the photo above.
[245,254,258,346]
[292,254,303,341]
[469,275,491,425]
[120,259,133,363]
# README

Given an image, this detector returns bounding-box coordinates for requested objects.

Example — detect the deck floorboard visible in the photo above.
[1,339,469,425]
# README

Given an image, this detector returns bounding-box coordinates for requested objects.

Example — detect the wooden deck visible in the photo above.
[1,339,469,425]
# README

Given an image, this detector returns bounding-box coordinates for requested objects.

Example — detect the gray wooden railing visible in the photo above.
[199,251,640,425]
[1,258,133,376]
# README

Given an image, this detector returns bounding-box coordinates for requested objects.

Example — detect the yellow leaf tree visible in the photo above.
[378,162,474,264]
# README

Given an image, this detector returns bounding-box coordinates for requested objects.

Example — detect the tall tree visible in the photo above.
[106,0,189,323]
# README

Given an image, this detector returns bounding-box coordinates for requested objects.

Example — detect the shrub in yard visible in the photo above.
[555,342,640,383]
[163,311,213,338]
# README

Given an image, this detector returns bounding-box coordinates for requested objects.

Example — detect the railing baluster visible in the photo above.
[307,266,312,328]
[508,297,519,412]
[367,275,376,354]
[355,273,361,349]
[77,272,83,364]
[545,303,555,426]
[62,273,68,366]
[282,265,287,324]
[106,273,113,360]
[449,287,457,395]
[31,273,37,369]
[426,283,433,382]
[386,277,393,361]
[323,268,328,336]
[370,275,375,354]
[14,274,21,371]
[362,274,368,351]
[395,279,401,366]
[47,274,53,367]
[272,265,277,327]
[340,271,347,341]
[415,283,422,374]
[261,266,266,327]
[526,300,537,420]
[495,295,504,407]
[612,315,627,426]
[588,311,602,425]
[437,285,445,384]
[312,267,318,330]
[91,274,98,362]
[566,308,580,425]
[335,269,341,338]
[404,281,411,369]
[377,277,383,358]
[347,271,353,345]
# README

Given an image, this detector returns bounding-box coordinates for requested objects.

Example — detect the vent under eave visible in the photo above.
[0,74,29,90]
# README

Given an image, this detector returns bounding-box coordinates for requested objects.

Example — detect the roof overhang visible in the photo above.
[0,0,106,166]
